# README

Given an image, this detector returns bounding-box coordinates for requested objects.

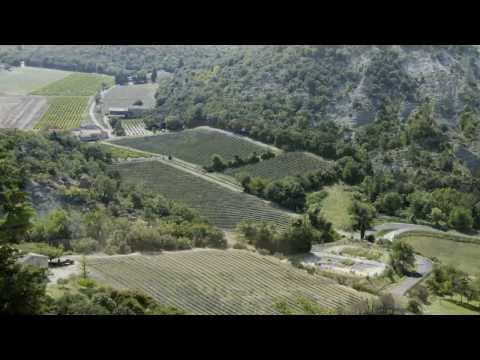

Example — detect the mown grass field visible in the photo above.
[33,97,90,130]
[87,250,368,315]
[399,232,480,275]
[112,160,293,229]
[113,128,270,166]
[423,295,480,315]
[32,73,114,96]
[321,184,354,231]
[224,152,331,180]
[0,66,71,96]
[102,84,157,110]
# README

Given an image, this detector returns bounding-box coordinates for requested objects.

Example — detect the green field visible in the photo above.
[112,160,293,229]
[98,143,153,160]
[113,128,270,166]
[399,232,480,275]
[87,250,368,315]
[32,73,114,96]
[0,66,71,95]
[424,296,480,315]
[321,184,354,231]
[224,152,331,180]
[34,97,90,130]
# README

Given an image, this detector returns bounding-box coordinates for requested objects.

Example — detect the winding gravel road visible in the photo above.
[387,255,433,297]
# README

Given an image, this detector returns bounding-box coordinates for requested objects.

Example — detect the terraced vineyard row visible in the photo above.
[112,160,293,229]
[225,151,332,180]
[32,73,114,96]
[88,250,368,315]
[113,127,270,166]
[122,119,153,137]
[33,96,90,130]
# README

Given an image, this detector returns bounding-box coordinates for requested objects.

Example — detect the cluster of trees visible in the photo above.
[0,45,221,77]
[236,211,335,255]
[204,151,276,173]
[0,130,226,253]
[238,166,338,212]
[110,118,126,136]
[427,264,480,305]
[389,241,416,276]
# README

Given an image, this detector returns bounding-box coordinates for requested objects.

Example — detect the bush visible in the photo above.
[233,242,247,250]
[407,298,423,314]
[71,238,98,254]
[365,234,375,243]
[448,207,473,233]
[78,278,96,288]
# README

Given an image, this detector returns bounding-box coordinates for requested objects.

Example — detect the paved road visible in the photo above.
[388,255,433,297]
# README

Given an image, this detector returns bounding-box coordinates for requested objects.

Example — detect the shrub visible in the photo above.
[366,234,375,243]
[407,298,423,314]
[233,242,247,250]
[71,237,98,254]
[448,207,473,233]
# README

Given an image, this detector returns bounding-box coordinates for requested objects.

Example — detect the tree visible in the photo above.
[376,192,402,216]
[0,189,35,244]
[164,115,183,131]
[209,154,227,172]
[349,200,376,240]
[448,207,473,233]
[390,241,416,276]
[430,207,446,228]
[0,246,48,315]
[341,158,364,185]
[151,68,157,83]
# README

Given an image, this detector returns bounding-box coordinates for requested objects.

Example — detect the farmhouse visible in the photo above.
[108,107,148,119]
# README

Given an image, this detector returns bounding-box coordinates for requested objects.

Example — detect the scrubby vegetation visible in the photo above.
[0,130,226,254]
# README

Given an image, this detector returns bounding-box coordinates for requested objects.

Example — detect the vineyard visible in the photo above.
[113,127,270,166]
[32,73,114,96]
[112,160,293,229]
[87,250,368,315]
[122,119,153,137]
[33,97,90,130]
[225,152,332,180]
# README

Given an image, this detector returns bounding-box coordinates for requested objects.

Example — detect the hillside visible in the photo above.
[3,46,480,127]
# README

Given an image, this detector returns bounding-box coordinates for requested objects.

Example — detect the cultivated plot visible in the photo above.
[34,97,90,130]
[0,96,47,129]
[88,250,368,315]
[225,151,331,180]
[0,66,71,96]
[102,84,157,111]
[32,73,114,96]
[112,127,270,166]
[112,160,293,229]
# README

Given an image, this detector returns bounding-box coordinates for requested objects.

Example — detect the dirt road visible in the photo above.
[387,255,433,297]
